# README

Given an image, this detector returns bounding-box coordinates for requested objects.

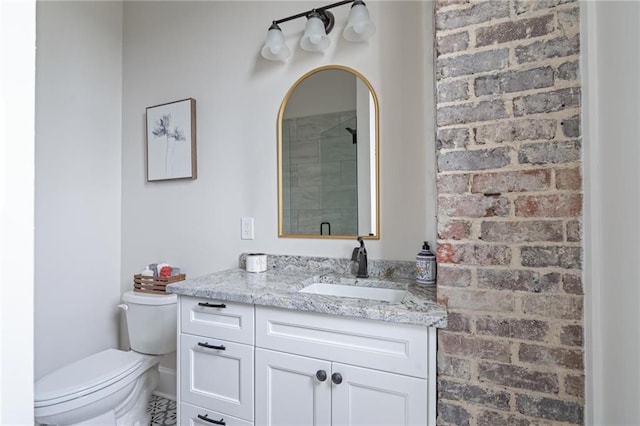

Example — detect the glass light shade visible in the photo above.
[300,14,330,52]
[261,27,291,61]
[343,3,376,42]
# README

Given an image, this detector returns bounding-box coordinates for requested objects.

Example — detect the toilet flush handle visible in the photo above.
[117,304,128,311]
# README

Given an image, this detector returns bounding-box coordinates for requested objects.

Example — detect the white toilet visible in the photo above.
[34,291,177,426]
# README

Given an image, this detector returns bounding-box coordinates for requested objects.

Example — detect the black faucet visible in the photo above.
[351,237,369,278]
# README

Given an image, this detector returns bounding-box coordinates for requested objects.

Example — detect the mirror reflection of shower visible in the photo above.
[316,115,358,236]
[345,127,357,144]
[279,66,379,238]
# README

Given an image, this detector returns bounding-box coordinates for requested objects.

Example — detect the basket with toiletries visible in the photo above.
[134,262,185,294]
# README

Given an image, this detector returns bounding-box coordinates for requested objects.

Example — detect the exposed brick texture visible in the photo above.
[437,128,470,150]
[475,316,549,341]
[565,374,585,397]
[444,311,472,332]
[516,394,584,423]
[438,147,512,172]
[437,265,472,287]
[518,343,583,369]
[477,268,561,293]
[474,118,556,144]
[515,35,580,63]
[437,49,510,79]
[438,194,510,217]
[513,87,581,116]
[474,66,555,96]
[438,243,512,265]
[437,31,470,55]
[514,193,582,217]
[471,169,551,193]
[476,411,530,426]
[560,324,584,346]
[476,14,555,47]
[435,0,583,424]
[436,1,509,30]
[439,379,511,410]
[438,354,472,380]
[440,332,512,362]
[556,166,582,190]
[438,219,472,240]
[437,173,470,194]
[521,294,582,320]
[518,140,581,164]
[438,287,516,313]
[480,220,564,242]
[438,80,470,103]
[478,361,559,393]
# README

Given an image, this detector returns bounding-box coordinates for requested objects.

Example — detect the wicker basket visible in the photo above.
[133,274,186,294]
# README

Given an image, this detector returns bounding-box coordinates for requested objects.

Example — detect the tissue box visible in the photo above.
[133,273,186,294]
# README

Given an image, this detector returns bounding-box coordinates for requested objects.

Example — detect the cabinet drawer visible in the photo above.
[180,402,253,426]
[181,297,254,344]
[256,306,430,378]
[180,334,254,421]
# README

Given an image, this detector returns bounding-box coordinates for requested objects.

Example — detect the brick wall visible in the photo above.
[434,1,583,424]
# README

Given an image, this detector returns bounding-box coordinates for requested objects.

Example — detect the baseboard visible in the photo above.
[153,390,176,401]
[156,364,176,400]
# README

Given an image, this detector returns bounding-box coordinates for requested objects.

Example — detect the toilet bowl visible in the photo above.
[34,291,177,425]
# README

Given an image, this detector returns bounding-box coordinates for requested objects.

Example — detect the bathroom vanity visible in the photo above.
[168,255,447,426]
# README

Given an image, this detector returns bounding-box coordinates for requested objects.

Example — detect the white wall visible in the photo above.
[284,69,356,118]
[583,1,640,424]
[120,1,435,287]
[34,1,124,379]
[0,0,36,422]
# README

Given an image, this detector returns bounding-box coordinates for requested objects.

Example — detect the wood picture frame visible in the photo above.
[146,98,197,181]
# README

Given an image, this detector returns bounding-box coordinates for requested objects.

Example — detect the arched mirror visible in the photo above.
[278,65,379,239]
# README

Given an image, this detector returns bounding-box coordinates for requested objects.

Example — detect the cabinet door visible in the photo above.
[255,348,331,426]
[180,334,254,421]
[331,363,428,426]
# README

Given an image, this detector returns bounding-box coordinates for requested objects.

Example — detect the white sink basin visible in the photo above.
[299,283,407,303]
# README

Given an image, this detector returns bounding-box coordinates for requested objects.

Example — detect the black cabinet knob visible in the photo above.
[331,372,343,385]
[316,370,327,382]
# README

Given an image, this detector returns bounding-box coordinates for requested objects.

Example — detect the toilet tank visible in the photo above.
[121,291,177,355]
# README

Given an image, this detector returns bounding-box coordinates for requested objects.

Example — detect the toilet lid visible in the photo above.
[34,349,144,407]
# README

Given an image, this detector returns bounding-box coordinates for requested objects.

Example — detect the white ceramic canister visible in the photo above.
[246,253,267,273]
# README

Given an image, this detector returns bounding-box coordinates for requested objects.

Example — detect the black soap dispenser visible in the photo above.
[416,241,436,285]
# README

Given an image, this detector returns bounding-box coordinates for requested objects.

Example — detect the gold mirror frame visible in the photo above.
[277,65,380,239]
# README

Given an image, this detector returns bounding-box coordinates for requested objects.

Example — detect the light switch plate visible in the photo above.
[241,217,254,240]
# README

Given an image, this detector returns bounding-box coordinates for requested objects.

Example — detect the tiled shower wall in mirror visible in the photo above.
[282,110,358,236]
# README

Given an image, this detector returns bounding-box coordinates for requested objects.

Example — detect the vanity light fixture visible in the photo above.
[261,0,376,62]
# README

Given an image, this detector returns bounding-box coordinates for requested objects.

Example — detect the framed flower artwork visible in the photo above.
[146,98,197,181]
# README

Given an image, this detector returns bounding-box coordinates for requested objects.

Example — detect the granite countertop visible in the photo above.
[166,254,447,328]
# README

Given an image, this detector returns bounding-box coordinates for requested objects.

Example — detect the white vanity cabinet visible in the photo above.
[178,297,255,426]
[177,297,437,426]
[254,306,436,426]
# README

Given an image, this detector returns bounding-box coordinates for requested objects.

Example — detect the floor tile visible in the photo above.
[147,394,176,426]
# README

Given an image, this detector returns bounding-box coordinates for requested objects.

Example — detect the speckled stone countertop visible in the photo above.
[166,254,447,328]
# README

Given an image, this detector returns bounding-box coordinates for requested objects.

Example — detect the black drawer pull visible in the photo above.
[198,302,226,308]
[197,414,226,425]
[197,342,226,351]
